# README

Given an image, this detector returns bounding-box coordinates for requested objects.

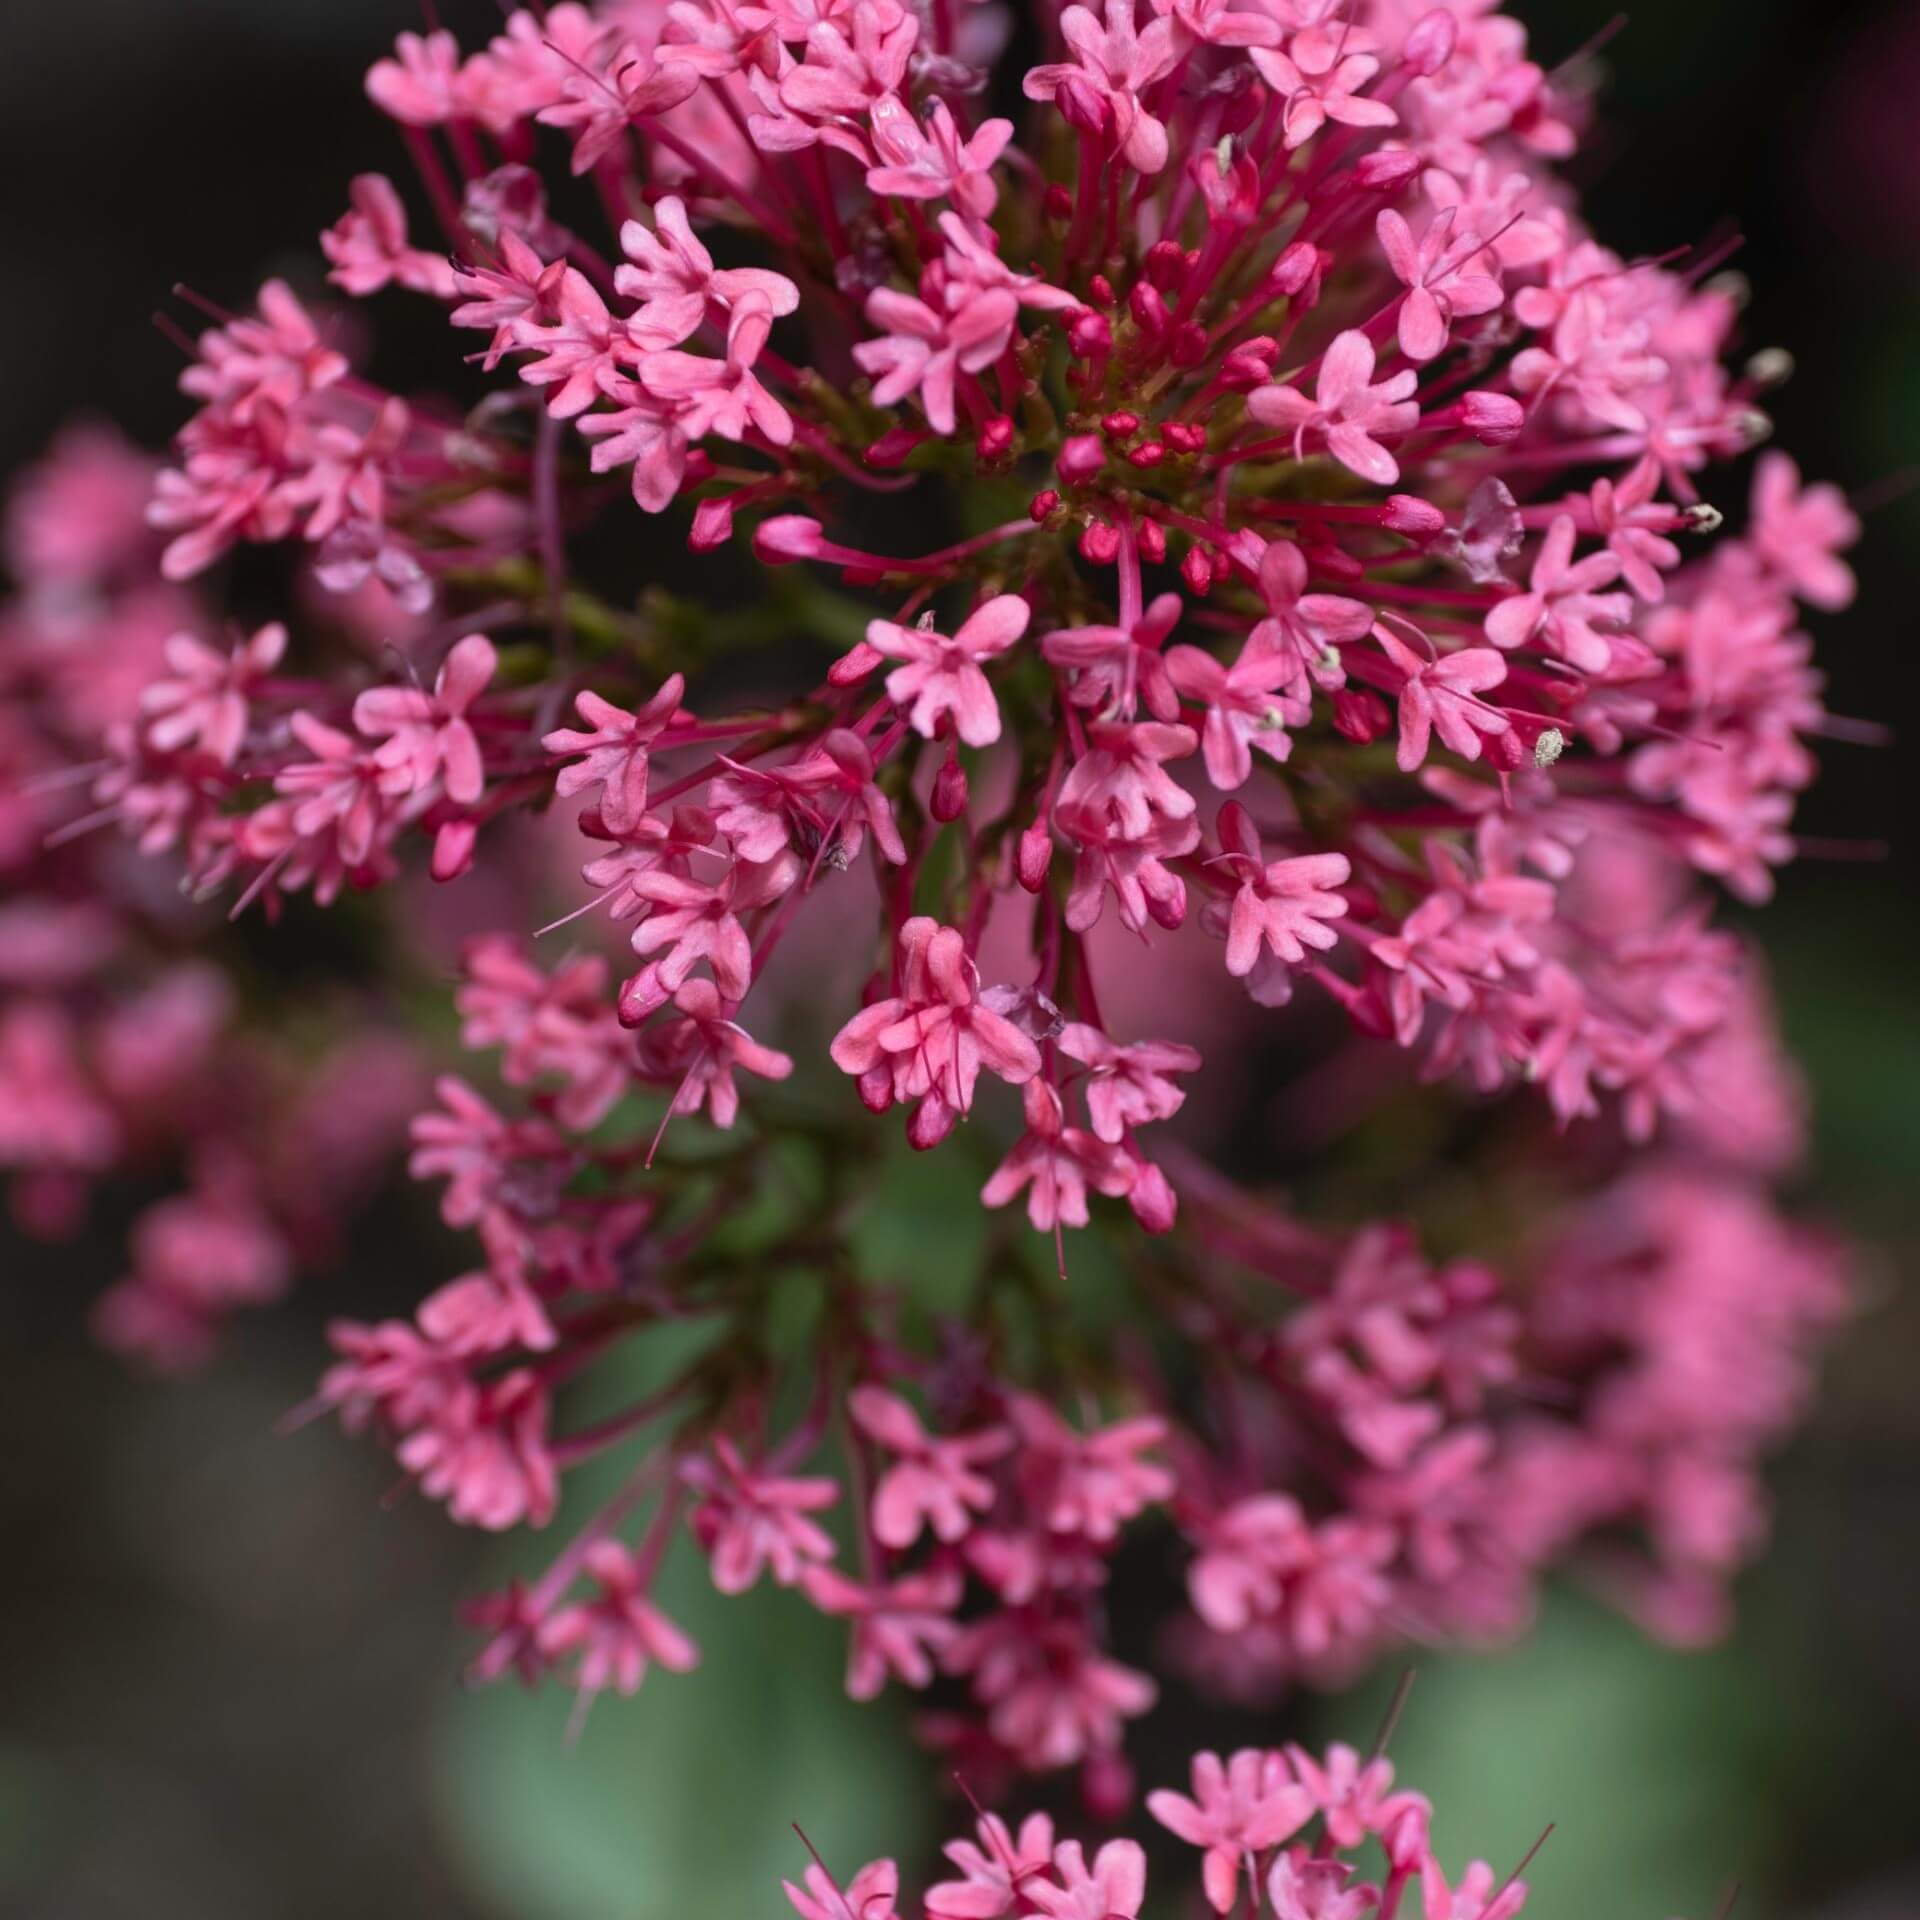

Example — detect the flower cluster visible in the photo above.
[786,1740,1529,1920]
[15,0,1864,1802]
[0,428,424,1367]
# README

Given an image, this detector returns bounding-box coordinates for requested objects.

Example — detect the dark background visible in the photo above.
[2,3,1915,1916]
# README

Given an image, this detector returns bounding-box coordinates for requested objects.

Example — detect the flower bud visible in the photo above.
[1058,434,1106,484]
[1332,688,1392,743]
[1017,819,1054,892]
[753,515,826,563]
[1182,545,1215,595]
[931,745,969,822]
[689,496,734,551]
[1462,391,1526,444]
[1402,8,1458,75]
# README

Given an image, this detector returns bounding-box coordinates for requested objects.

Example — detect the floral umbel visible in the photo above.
[1,0,1861,1807]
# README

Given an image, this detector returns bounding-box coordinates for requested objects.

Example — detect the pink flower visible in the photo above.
[1250,33,1396,149]
[579,376,691,513]
[1025,1840,1148,1920]
[1056,719,1198,841]
[1376,208,1504,364]
[622,851,799,1009]
[853,283,1017,436]
[683,1435,837,1592]
[397,1366,559,1529]
[1057,1023,1200,1143]
[1147,1749,1313,1914]
[1422,1858,1528,1920]
[982,1079,1138,1230]
[365,29,463,127]
[641,293,793,447]
[537,42,700,173]
[543,674,686,835]
[860,595,1030,746]
[139,621,285,765]
[1216,808,1351,976]
[848,1382,1011,1547]
[513,264,626,418]
[927,1813,1057,1920]
[617,195,800,350]
[830,918,1042,1141]
[800,1563,962,1698]
[780,3,919,119]
[1484,515,1631,672]
[1007,1395,1174,1540]
[537,1539,701,1694]
[1043,591,1184,723]
[1165,637,1303,789]
[784,1858,901,1920]
[865,96,1013,221]
[322,173,457,300]
[1246,539,1373,689]
[1373,629,1510,773]
[1248,333,1420,486]
[1023,0,1181,173]
[1748,452,1858,610]
[417,1213,557,1357]
[354,632,498,804]
[639,977,795,1127]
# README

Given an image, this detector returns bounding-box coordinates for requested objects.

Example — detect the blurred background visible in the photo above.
[1,1,1916,1916]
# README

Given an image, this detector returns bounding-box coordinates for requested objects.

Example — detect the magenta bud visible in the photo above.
[1057,433,1106,484]
[1044,183,1073,222]
[1088,272,1117,307]
[1068,311,1113,358]
[1079,520,1121,565]
[1383,493,1448,536]
[1017,819,1054,892]
[753,514,825,563]
[1170,320,1209,367]
[906,1093,956,1150]
[1137,517,1166,563]
[1081,1749,1136,1824]
[1145,239,1186,292]
[1127,280,1169,337]
[689,496,734,552]
[1402,7,1458,74]
[864,425,925,468]
[1353,147,1422,191]
[1030,487,1062,522]
[828,639,884,686]
[1127,442,1166,469]
[618,965,670,1027]
[1463,390,1526,444]
[976,413,1015,459]
[1332,688,1393,743]
[431,817,477,882]
[931,746,969,822]
[1268,241,1323,299]
[1182,545,1215,595]
[1128,1159,1178,1234]
[1102,410,1141,438]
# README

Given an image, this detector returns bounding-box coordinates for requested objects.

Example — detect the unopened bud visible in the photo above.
[976,413,1015,460]
[1182,546,1215,594]
[1058,433,1106,484]
[931,745,969,822]
[1017,819,1054,892]
[1079,520,1121,565]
